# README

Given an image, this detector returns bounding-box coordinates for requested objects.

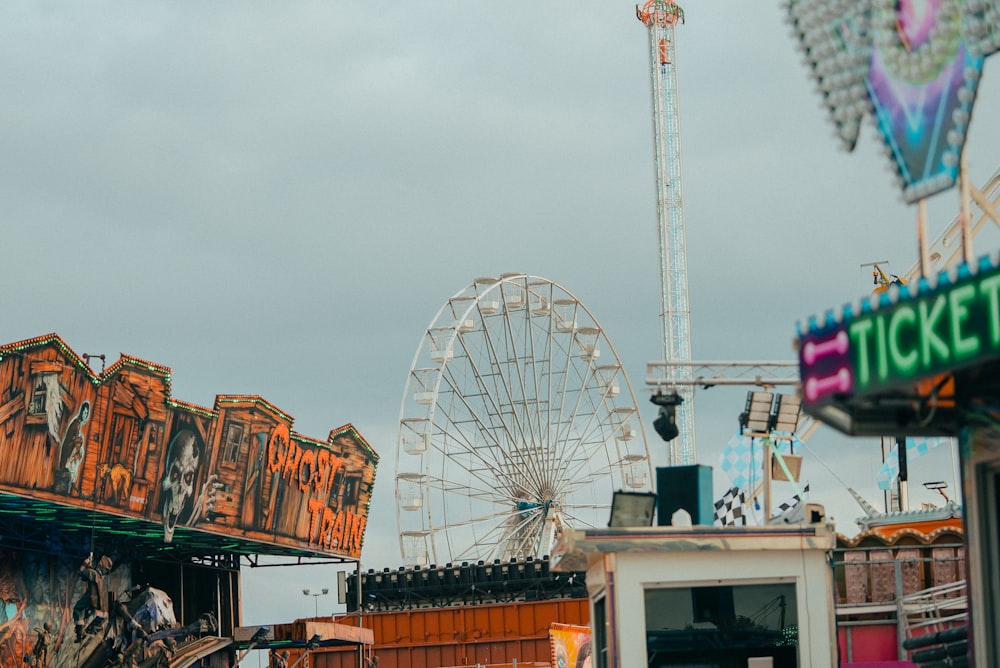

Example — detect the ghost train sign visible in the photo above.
[0,334,378,559]
[797,255,1000,436]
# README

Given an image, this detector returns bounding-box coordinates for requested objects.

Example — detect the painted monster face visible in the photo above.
[161,430,200,542]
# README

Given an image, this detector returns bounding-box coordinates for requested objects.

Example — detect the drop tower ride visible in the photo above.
[637,0,695,465]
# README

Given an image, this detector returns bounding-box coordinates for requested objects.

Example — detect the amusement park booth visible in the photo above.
[798,252,1000,665]
[0,333,379,668]
[557,520,838,668]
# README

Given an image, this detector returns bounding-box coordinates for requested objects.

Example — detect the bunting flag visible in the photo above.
[714,486,747,526]
[719,432,796,490]
[876,436,953,490]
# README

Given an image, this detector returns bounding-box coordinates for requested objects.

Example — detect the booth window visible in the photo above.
[644,582,798,667]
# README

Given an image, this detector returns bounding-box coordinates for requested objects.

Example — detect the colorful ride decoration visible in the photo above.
[0,333,378,559]
[549,622,592,668]
[785,0,999,203]
[796,253,1000,435]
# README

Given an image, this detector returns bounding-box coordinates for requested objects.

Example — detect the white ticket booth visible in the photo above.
[557,523,838,668]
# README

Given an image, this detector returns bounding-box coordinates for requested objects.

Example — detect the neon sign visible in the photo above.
[785,0,999,203]
[799,255,1000,405]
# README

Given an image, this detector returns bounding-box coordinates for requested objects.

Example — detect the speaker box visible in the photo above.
[656,465,713,526]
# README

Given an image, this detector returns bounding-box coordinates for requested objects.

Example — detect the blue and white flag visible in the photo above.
[876,436,953,490]
[719,432,796,490]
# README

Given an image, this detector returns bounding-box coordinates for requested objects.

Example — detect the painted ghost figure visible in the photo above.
[160,429,221,542]
[55,401,90,495]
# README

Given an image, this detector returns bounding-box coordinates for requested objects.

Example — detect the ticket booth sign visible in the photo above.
[797,256,1000,435]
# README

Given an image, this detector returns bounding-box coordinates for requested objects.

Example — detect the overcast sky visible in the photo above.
[2,1,998,629]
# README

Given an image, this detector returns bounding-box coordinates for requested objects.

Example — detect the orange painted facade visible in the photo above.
[0,333,378,559]
[0,333,383,667]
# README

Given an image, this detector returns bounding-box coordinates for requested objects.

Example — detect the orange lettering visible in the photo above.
[315,450,330,495]
[325,455,344,496]
[267,425,290,474]
[307,498,324,544]
[352,516,367,554]
[282,442,301,482]
[320,506,335,549]
[330,511,345,549]
[298,449,316,493]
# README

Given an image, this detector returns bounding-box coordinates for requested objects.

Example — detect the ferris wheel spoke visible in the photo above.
[550,371,603,477]
[430,409,533,498]
[547,405,612,490]
[523,282,555,457]
[440,338,535,485]
[500,282,552,473]
[430,377,526,490]
[458,504,547,560]
[457,312,543,488]
[559,505,608,531]
[530,294,567,484]
[429,502,544,558]
[552,461,611,500]
[540,327,612,480]
[485,312,552,478]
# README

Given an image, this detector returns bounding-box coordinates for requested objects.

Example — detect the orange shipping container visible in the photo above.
[309,598,589,668]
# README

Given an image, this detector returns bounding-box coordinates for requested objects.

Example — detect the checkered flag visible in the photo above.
[714,486,747,526]
[772,483,811,517]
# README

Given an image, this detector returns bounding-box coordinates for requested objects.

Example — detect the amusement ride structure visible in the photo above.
[395,274,652,567]
[636,0,696,466]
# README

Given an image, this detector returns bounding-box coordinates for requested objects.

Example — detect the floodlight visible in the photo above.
[608,490,657,527]
[740,391,773,433]
[770,394,802,434]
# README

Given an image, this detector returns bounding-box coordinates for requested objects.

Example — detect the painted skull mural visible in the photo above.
[159,429,220,543]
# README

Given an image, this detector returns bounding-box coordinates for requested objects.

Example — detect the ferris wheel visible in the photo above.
[395,273,653,566]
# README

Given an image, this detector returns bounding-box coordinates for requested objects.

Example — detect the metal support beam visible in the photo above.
[646,361,800,389]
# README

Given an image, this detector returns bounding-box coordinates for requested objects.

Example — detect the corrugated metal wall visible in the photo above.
[308,598,589,668]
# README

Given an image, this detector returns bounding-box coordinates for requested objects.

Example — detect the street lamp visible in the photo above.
[302,588,329,618]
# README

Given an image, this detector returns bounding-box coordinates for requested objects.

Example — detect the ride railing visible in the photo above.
[833,543,965,610]
[832,544,966,662]
[898,579,968,639]
[898,580,969,667]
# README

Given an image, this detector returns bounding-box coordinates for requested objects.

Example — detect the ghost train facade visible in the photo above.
[0,333,378,668]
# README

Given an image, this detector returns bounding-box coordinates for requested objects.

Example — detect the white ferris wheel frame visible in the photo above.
[395,273,653,567]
